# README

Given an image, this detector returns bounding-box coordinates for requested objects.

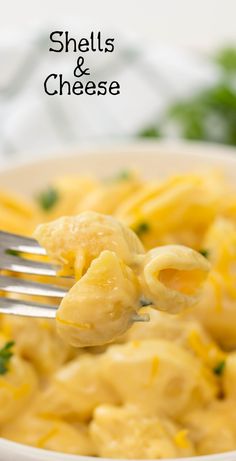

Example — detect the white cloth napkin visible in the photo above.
[0,27,217,162]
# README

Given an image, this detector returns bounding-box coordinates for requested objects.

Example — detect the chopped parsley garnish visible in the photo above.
[105,170,132,183]
[135,222,150,236]
[0,341,15,375]
[5,249,19,256]
[116,170,131,181]
[37,187,59,211]
[213,360,226,376]
[199,249,209,258]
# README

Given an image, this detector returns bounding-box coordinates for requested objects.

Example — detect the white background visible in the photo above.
[1,0,236,51]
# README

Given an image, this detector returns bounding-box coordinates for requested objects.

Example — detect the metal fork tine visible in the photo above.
[0,231,150,323]
[0,254,58,276]
[0,275,67,298]
[0,297,56,318]
[0,231,46,256]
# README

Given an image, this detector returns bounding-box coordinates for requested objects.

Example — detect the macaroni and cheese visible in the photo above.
[0,170,235,459]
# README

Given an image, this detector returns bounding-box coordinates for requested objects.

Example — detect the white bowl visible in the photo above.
[1,140,236,461]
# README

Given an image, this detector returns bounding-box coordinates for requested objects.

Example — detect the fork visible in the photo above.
[0,230,150,321]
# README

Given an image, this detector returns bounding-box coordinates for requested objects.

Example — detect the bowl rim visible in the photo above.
[0,437,236,461]
[1,139,236,461]
[2,138,236,173]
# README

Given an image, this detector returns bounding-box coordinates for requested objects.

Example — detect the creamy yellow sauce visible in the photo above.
[0,170,236,458]
[34,211,209,347]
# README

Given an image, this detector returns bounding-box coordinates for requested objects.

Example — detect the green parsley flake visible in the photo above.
[135,222,150,236]
[0,341,15,375]
[116,170,131,181]
[199,249,209,258]
[213,360,226,376]
[5,249,19,256]
[105,170,132,183]
[37,187,59,211]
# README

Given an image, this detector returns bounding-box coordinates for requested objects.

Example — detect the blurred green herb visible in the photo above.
[215,47,236,74]
[0,341,15,375]
[116,170,132,181]
[134,222,150,236]
[138,46,236,146]
[5,249,19,256]
[105,170,132,183]
[213,360,226,376]
[139,126,161,139]
[37,187,59,211]
[199,249,209,258]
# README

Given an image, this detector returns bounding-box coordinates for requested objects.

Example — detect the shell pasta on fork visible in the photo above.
[34,211,210,346]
